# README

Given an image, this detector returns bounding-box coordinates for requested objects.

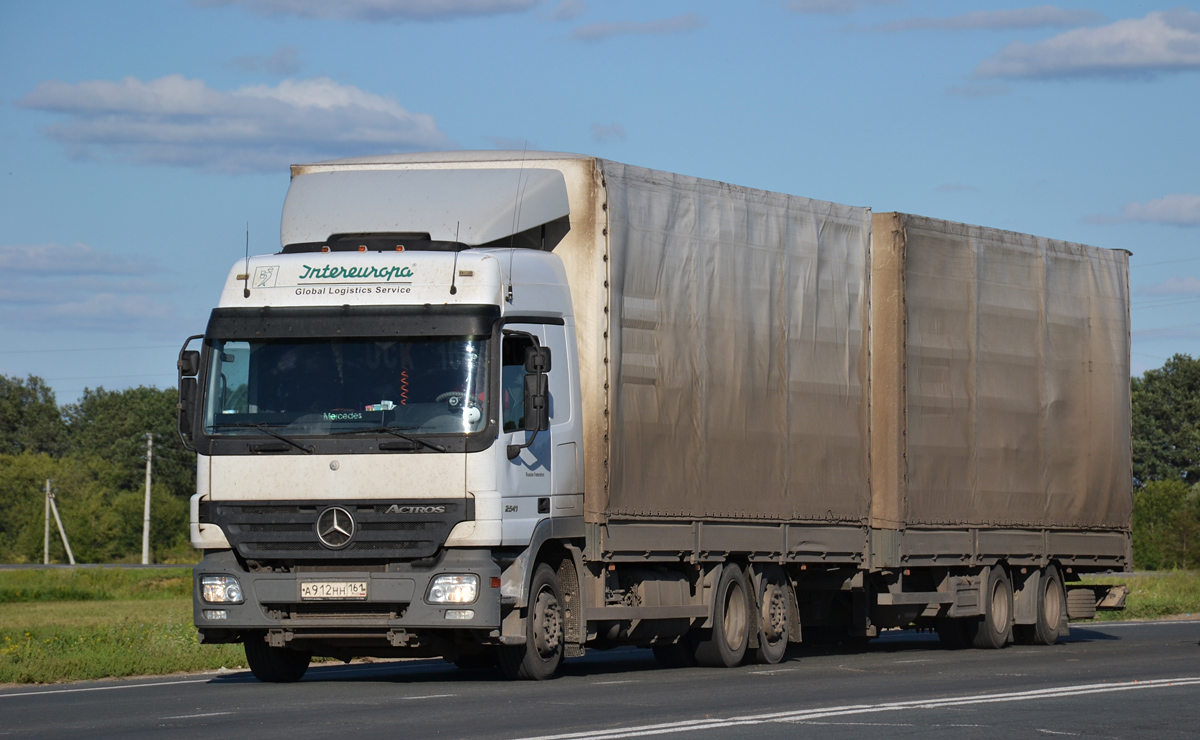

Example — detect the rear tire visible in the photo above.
[244,636,311,683]
[967,566,1013,650]
[498,563,564,680]
[694,563,751,667]
[752,565,790,665]
[1014,566,1066,646]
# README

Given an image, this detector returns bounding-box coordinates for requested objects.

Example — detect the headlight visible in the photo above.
[200,575,244,604]
[426,574,479,604]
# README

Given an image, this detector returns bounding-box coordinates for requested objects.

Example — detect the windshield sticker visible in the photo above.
[298,264,414,282]
[324,412,363,421]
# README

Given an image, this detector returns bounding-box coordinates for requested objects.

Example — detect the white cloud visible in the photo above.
[785,0,898,15]
[0,243,163,276]
[868,6,1102,32]
[229,45,302,76]
[0,244,177,333]
[975,8,1200,79]
[1140,276,1200,296]
[196,0,542,21]
[591,121,625,142]
[18,75,451,174]
[548,0,585,22]
[571,13,704,42]
[1122,194,1200,226]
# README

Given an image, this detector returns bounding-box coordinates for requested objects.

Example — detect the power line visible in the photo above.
[1130,256,1200,269]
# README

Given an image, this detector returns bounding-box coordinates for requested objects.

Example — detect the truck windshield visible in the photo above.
[202,337,489,438]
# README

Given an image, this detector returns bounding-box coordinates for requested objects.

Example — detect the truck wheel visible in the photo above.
[498,563,564,680]
[694,563,750,667]
[753,565,790,665]
[1014,566,1066,646]
[244,636,311,683]
[967,566,1013,650]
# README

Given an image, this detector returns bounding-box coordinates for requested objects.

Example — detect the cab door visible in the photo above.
[499,325,552,544]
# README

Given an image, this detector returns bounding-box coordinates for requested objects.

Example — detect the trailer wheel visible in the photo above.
[694,563,750,667]
[1014,566,1066,646]
[244,636,311,683]
[967,566,1013,649]
[498,563,564,680]
[752,565,790,665]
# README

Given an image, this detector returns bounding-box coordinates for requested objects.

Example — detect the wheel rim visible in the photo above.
[531,586,562,659]
[761,584,787,643]
[991,578,1010,632]
[1044,577,1062,631]
[723,580,748,648]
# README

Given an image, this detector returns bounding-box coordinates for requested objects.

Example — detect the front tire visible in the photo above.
[498,563,564,680]
[244,636,311,683]
[694,563,751,667]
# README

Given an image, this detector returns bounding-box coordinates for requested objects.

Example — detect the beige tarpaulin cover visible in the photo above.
[585,162,873,523]
[878,214,1132,530]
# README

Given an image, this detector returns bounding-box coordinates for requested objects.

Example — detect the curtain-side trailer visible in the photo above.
[180,152,1130,681]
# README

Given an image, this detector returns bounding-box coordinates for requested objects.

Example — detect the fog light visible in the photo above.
[445,609,475,620]
[426,574,479,604]
[203,609,228,620]
[200,575,244,604]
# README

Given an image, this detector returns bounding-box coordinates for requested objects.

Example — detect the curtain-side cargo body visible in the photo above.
[181,152,1130,682]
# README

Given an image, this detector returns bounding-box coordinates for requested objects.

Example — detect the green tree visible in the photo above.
[1132,479,1200,570]
[62,386,195,498]
[1132,354,1200,487]
[0,375,65,456]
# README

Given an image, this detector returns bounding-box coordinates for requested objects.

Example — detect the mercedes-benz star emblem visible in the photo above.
[316,506,355,549]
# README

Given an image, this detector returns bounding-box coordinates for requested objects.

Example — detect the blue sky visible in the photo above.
[1,0,1198,402]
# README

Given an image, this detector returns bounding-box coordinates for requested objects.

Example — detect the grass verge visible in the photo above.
[0,569,245,684]
[1081,570,1200,621]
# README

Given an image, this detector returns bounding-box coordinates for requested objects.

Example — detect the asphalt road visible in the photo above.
[4,619,1199,739]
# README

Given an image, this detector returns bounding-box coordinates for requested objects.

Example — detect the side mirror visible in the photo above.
[508,345,552,459]
[178,350,200,377]
[524,346,551,374]
[177,335,203,451]
[522,373,549,432]
[178,377,197,444]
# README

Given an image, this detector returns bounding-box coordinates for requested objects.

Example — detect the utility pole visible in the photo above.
[43,479,75,565]
[142,433,153,565]
[44,479,50,565]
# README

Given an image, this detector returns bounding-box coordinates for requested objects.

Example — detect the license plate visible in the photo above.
[300,581,368,600]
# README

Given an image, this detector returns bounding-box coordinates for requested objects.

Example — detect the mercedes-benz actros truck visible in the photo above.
[181,152,1130,682]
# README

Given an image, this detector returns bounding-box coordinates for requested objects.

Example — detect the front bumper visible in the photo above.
[193,548,502,639]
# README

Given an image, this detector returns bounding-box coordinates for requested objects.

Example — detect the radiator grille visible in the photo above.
[206,499,473,561]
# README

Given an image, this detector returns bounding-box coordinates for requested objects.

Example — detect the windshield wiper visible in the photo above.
[210,422,315,454]
[332,426,447,453]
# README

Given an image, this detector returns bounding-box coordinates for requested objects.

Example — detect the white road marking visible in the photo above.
[508,677,1200,740]
[891,659,932,664]
[749,668,797,675]
[1036,730,1080,736]
[594,681,636,685]
[401,694,457,700]
[161,711,234,720]
[0,678,210,699]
